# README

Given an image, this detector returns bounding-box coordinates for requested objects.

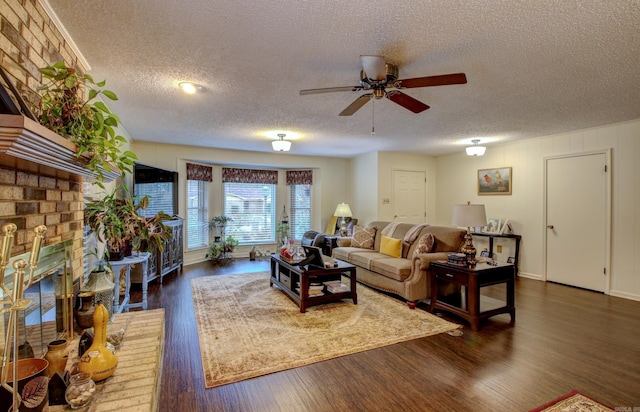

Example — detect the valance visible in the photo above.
[222,167,278,184]
[286,170,312,185]
[186,163,212,182]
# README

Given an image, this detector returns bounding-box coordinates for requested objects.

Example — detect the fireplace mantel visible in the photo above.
[0,114,120,181]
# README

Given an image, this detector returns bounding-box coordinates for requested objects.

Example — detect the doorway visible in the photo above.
[392,169,426,224]
[544,150,611,292]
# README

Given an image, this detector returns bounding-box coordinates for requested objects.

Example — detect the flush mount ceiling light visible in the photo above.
[272,134,291,152]
[466,139,486,156]
[178,82,203,94]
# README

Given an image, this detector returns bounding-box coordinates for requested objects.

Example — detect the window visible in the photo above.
[223,183,275,244]
[186,162,212,250]
[289,184,311,240]
[187,180,209,249]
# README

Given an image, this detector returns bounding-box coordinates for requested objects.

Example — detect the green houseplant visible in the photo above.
[84,187,172,261]
[37,61,137,187]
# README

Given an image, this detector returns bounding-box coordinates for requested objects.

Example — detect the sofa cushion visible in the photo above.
[348,251,387,270]
[370,258,412,282]
[351,226,377,249]
[332,246,376,261]
[412,233,436,258]
[380,235,402,258]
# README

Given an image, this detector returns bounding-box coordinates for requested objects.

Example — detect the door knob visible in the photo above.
[547,225,554,229]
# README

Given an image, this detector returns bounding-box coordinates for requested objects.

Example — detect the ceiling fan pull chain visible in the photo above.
[371,98,375,135]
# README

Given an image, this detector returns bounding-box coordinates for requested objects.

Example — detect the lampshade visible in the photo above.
[465,139,486,156]
[452,203,487,228]
[272,134,291,152]
[334,203,353,218]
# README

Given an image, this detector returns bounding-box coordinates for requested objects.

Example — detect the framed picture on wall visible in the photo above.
[478,167,512,195]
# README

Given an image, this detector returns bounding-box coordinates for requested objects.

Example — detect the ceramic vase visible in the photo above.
[44,339,69,378]
[75,291,96,330]
[0,358,49,412]
[77,303,118,381]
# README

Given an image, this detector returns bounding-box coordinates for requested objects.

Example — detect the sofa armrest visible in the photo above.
[336,237,352,247]
[415,252,451,270]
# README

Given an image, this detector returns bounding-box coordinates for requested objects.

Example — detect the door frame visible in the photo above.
[542,149,612,293]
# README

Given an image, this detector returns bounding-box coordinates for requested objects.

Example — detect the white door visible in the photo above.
[393,170,426,224]
[545,151,609,292]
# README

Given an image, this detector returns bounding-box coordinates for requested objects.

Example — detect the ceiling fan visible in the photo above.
[300,55,467,116]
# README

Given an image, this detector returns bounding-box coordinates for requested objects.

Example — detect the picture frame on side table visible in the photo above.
[500,219,511,234]
[478,167,512,195]
[507,256,515,264]
[485,218,501,234]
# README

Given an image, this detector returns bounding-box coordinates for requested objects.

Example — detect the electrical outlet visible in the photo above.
[497,245,502,253]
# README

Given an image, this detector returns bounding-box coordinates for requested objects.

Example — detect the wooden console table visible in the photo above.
[471,232,522,273]
[429,261,516,331]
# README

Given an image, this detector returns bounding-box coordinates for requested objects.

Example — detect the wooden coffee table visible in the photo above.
[270,254,357,313]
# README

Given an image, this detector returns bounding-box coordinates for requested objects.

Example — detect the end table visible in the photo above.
[429,261,515,331]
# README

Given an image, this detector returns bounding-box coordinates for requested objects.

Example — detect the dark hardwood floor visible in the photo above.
[132,259,640,411]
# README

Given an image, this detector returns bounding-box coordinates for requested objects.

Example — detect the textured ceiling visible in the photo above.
[45,0,640,158]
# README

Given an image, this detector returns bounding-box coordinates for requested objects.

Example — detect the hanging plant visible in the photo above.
[37,61,137,187]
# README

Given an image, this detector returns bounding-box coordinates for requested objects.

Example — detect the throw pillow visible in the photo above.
[412,233,436,258]
[380,235,402,258]
[352,226,376,249]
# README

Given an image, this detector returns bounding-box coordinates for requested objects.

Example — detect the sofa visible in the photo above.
[332,221,466,308]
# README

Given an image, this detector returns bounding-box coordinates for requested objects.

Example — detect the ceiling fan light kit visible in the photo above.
[272,134,291,152]
[466,139,486,156]
[300,55,467,117]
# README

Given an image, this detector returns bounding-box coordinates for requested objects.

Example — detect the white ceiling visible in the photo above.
[45,0,640,158]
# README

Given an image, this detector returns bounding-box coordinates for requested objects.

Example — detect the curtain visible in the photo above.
[222,167,278,184]
[186,163,212,182]
[285,170,312,185]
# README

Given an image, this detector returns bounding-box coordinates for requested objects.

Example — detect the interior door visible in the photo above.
[545,152,609,292]
[393,170,426,224]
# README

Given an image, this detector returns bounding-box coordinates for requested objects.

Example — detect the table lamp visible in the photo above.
[334,203,353,236]
[451,202,487,264]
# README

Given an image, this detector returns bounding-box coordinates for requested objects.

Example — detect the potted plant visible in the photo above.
[37,61,137,186]
[205,235,239,262]
[208,215,231,243]
[84,187,172,261]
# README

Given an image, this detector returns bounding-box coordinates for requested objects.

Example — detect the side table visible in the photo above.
[323,236,340,256]
[110,252,151,314]
[429,261,516,331]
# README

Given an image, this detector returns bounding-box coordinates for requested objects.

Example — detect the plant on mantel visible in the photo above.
[36,61,174,265]
[37,61,137,188]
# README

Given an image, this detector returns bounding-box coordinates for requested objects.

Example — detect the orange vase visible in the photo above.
[77,303,118,381]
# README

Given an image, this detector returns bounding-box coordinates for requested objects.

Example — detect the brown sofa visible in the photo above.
[332,221,466,308]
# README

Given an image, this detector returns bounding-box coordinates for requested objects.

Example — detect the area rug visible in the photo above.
[529,390,614,412]
[191,271,460,388]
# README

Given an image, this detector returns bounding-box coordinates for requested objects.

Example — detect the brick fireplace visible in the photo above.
[0,0,98,283]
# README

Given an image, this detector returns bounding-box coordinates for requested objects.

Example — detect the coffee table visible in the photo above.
[270,254,357,313]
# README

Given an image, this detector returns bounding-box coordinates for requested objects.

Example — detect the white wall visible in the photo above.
[132,142,352,264]
[436,119,640,301]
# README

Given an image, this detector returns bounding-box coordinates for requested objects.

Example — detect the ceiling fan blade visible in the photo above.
[300,86,362,95]
[386,91,429,113]
[397,73,467,89]
[339,94,371,116]
[360,55,386,81]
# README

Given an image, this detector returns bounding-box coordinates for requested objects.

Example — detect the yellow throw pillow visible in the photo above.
[380,235,402,258]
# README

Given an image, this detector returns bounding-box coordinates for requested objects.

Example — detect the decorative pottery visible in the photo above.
[78,303,118,381]
[44,339,69,378]
[75,291,96,329]
[64,372,96,409]
[0,358,49,412]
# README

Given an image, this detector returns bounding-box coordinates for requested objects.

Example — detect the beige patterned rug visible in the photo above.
[191,271,460,388]
[529,390,614,412]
